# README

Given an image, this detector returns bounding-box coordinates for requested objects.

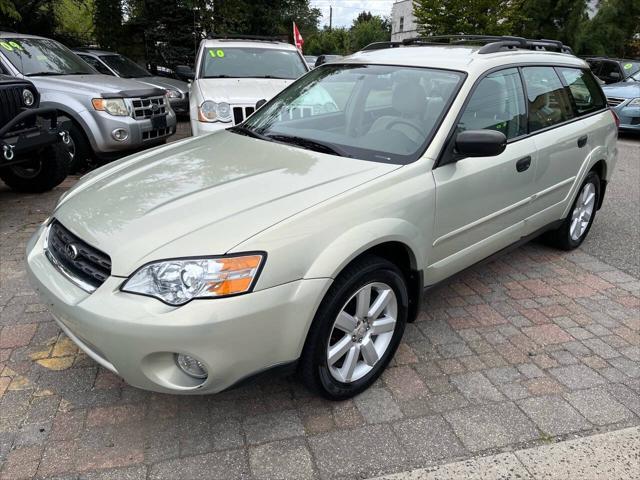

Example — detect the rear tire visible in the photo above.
[0,142,68,193]
[299,255,408,400]
[545,171,600,250]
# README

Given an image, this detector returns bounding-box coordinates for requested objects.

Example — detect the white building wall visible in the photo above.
[391,0,418,41]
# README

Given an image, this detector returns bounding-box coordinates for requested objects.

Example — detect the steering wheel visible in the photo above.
[385,119,425,139]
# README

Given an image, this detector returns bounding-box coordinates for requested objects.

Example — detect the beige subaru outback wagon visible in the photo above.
[26,36,617,399]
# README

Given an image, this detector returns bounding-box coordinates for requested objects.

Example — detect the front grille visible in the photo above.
[606,97,625,107]
[142,127,173,140]
[46,220,111,291]
[232,106,255,125]
[130,95,167,120]
[0,84,36,131]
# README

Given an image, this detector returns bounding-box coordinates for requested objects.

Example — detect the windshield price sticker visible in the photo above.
[623,63,632,70]
[209,49,225,59]
[0,42,13,52]
[9,41,23,50]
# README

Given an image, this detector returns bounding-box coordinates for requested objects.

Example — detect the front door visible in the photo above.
[428,68,536,284]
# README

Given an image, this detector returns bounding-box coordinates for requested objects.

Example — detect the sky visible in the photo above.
[311,0,395,28]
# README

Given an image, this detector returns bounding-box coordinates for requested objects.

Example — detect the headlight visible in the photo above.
[92,98,129,116]
[628,98,640,106]
[121,254,264,306]
[22,89,35,107]
[166,89,181,99]
[198,100,232,123]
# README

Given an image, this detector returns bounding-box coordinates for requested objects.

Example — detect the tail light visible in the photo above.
[611,109,620,129]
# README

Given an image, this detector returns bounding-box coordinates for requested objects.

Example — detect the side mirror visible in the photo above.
[455,130,507,157]
[609,71,621,80]
[256,99,267,110]
[314,55,326,68]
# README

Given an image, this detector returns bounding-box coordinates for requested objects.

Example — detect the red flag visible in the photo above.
[293,22,304,52]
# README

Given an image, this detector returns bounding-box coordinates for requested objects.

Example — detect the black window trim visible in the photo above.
[434,62,610,169]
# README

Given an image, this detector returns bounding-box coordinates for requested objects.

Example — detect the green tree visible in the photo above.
[55,0,94,46]
[0,0,57,37]
[412,0,511,36]
[305,27,350,55]
[350,15,391,51]
[94,0,123,50]
[578,0,640,56]
[0,0,19,21]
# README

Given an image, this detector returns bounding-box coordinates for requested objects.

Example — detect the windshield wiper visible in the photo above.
[267,134,346,157]
[228,125,271,141]
[26,72,64,77]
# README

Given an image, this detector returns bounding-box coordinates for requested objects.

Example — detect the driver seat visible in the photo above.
[368,81,428,144]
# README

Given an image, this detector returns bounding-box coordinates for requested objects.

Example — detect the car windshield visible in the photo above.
[621,61,640,79]
[629,71,640,82]
[200,46,307,79]
[100,54,151,78]
[0,37,94,76]
[238,64,464,164]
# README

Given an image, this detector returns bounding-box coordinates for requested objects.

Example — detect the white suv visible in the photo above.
[189,36,308,136]
[26,36,617,399]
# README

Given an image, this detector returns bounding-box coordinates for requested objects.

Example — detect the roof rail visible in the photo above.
[205,34,289,43]
[361,35,573,55]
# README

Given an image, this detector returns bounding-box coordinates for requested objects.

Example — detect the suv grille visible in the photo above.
[232,106,255,124]
[606,97,625,107]
[130,95,167,120]
[45,221,111,291]
[0,83,37,131]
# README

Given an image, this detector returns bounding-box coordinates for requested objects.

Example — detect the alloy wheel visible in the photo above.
[326,282,397,383]
[570,182,596,241]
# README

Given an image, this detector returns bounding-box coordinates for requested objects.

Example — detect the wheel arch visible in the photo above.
[589,159,607,210]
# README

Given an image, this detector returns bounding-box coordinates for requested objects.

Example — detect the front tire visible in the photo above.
[0,143,68,193]
[545,171,600,250]
[61,119,91,173]
[299,255,408,400]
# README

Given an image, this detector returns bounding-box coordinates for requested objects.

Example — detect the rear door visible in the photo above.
[524,66,607,233]
[429,68,536,283]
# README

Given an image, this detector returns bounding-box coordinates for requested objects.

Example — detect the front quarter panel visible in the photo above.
[230,162,434,290]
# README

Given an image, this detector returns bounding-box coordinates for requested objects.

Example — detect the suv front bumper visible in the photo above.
[26,223,329,394]
[79,108,177,158]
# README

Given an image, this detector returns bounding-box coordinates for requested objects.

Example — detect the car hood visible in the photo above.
[602,81,640,99]
[196,77,294,104]
[132,75,189,94]
[28,74,163,98]
[54,131,399,276]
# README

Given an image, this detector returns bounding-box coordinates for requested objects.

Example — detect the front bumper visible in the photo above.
[79,108,178,157]
[612,103,640,131]
[26,224,330,394]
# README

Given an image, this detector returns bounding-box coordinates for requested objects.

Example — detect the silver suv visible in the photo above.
[0,33,177,171]
[26,36,617,399]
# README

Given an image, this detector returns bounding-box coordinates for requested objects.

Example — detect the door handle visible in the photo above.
[577,135,588,148]
[516,156,531,172]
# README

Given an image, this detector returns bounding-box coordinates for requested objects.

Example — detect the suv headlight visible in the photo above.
[92,98,129,116]
[628,98,640,106]
[22,89,35,107]
[165,89,181,99]
[121,254,264,306]
[198,100,232,123]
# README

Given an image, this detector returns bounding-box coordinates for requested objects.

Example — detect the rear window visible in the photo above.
[557,68,606,116]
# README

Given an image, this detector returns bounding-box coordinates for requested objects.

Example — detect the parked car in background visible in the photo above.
[315,54,343,67]
[26,36,617,398]
[585,57,640,84]
[190,36,309,136]
[602,70,640,132]
[0,33,177,172]
[0,74,69,191]
[304,55,318,68]
[73,49,189,115]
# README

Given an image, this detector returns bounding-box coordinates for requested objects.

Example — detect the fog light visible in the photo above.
[112,128,129,141]
[175,354,208,379]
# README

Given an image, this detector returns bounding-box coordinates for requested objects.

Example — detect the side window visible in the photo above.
[522,66,574,133]
[79,55,113,76]
[458,68,527,140]
[557,67,606,115]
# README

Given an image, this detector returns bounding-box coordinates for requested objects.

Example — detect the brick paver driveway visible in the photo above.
[1,130,639,479]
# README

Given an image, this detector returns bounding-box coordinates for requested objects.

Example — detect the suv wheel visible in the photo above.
[61,119,91,173]
[546,171,600,250]
[299,255,408,400]
[0,143,68,193]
